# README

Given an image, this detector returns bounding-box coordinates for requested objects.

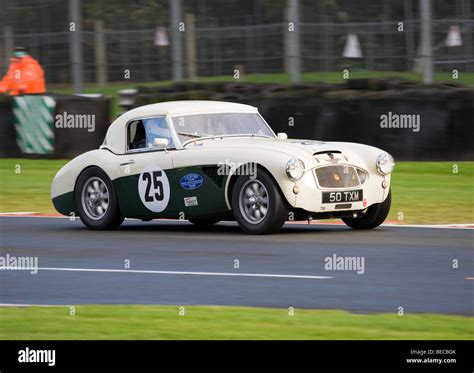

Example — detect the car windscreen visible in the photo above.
[171,113,275,143]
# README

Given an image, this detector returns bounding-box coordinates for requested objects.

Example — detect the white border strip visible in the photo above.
[0,212,37,215]
[0,266,332,280]
[0,303,68,307]
[0,215,472,229]
[381,223,474,229]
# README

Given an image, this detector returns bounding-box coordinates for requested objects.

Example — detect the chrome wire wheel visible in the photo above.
[238,179,269,224]
[81,176,110,220]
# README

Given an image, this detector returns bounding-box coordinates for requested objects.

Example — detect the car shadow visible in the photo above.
[67,219,359,236]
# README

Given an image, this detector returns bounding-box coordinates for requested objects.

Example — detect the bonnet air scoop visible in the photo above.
[312,150,342,156]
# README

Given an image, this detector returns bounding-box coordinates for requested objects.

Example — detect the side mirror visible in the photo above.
[277,132,288,139]
[153,137,169,148]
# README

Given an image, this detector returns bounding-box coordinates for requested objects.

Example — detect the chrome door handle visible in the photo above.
[120,160,135,166]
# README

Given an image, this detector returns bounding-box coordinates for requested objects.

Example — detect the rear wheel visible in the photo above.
[232,169,289,234]
[75,167,124,230]
[342,190,391,229]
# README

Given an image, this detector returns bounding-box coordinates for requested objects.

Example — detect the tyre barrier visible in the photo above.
[0,95,21,157]
[129,79,473,161]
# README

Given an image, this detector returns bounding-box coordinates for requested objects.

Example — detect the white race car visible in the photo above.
[51,101,394,234]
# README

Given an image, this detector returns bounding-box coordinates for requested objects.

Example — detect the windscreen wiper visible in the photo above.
[178,132,207,138]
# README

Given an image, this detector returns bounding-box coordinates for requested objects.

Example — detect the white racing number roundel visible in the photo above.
[138,165,170,213]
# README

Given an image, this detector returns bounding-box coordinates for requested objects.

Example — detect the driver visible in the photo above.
[144,118,173,147]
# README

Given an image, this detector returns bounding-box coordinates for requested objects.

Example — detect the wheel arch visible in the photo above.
[74,164,110,194]
[224,163,291,209]
[51,150,122,216]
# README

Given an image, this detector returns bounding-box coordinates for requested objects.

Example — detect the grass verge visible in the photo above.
[0,305,471,340]
[0,159,68,214]
[1,159,473,224]
[51,71,474,95]
[388,162,474,224]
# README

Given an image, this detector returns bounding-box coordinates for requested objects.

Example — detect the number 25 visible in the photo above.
[143,171,164,202]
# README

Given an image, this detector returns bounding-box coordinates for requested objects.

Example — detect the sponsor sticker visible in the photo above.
[184,196,198,207]
[180,173,203,190]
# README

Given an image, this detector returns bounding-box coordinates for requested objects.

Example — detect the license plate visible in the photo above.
[322,189,363,203]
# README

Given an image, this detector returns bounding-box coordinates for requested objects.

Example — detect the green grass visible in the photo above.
[388,162,474,224]
[0,159,68,214]
[0,159,472,223]
[50,71,474,118]
[0,305,471,340]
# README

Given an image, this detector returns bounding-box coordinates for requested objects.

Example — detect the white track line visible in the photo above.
[0,266,332,280]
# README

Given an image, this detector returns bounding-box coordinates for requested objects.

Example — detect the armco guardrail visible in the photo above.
[130,79,474,161]
[0,93,111,159]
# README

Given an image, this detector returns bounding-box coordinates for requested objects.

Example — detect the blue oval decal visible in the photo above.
[180,173,203,190]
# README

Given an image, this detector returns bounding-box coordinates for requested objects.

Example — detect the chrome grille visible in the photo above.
[315,165,362,188]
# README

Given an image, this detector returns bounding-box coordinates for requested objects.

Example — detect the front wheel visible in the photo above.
[232,169,289,234]
[342,190,391,229]
[75,167,124,230]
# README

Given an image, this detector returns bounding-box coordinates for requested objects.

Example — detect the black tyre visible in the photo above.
[232,168,289,234]
[188,217,220,226]
[342,190,391,229]
[75,167,124,230]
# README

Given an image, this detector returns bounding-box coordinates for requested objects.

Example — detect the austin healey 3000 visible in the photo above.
[51,101,394,234]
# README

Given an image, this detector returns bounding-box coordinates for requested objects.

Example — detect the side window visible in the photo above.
[143,117,174,148]
[128,120,146,150]
[127,117,174,152]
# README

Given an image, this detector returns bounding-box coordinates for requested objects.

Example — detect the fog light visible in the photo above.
[382,180,388,188]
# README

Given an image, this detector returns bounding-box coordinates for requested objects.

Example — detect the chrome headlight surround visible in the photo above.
[286,158,305,181]
[376,152,394,176]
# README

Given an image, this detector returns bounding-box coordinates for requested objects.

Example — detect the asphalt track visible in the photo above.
[0,216,473,315]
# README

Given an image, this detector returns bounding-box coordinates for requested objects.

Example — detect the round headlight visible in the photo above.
[286,158,305,181]
[376,152,394,175]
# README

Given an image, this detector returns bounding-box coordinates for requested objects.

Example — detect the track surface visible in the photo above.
[0,217,473,315]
